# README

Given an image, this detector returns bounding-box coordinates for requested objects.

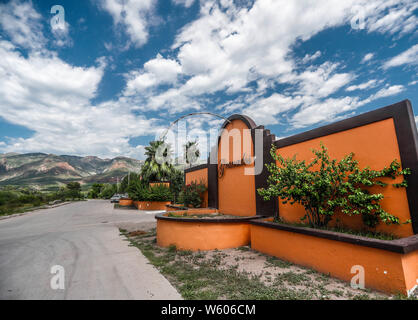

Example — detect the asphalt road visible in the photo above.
[0,200,181,300]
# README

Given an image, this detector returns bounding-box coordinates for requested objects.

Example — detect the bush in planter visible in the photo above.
[128,180,172,202]
[178,181,206,208]
[148,184,172,202]
[258,144,411,228]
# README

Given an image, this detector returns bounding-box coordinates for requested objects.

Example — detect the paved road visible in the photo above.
[0,200,182,300]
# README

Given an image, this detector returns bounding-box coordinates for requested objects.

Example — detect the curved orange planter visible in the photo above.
[119,199,133,206]
[156,213,260,251]
[134,201,171,210]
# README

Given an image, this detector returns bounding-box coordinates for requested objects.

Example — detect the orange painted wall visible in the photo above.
[251,224,417,295]
[185,168,208,207]
[149,182,170,188]
[119,199,133,206]
[218,120,256,216]
[157,219,251,251]
[134,201,171,210]
[276,118,413,238]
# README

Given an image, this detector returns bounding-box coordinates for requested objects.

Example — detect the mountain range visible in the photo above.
[0,152,143,191]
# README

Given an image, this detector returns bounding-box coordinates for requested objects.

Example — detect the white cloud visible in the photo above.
[99,0,155,48]
[124,54,182,95]
[0,1,160,158]
[291,96,361,128]
[361,53,374,63]
[172,0,195,8]
[301,51,321,64]
[415,116,418,127]
[346,79,378,91]
[0,0,45,50]
[369,85,405,100]
[383,44,418,69]
[123,0,416,128]
[243,94,303,125]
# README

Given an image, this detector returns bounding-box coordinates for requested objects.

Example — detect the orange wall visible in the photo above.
[149,182,170,188]
[251,224,417,295]
[277,118,413,238]
[218,120,256,216]
[119,199,133,206]
[134,201,171,210]
[157,220,251,251]
[185,168,208,207]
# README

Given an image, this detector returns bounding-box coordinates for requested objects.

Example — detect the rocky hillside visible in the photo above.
[0,153,143,190]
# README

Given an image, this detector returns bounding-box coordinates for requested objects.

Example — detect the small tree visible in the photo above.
[258,144,410,228]
[169,169,184,203]
[141,140,174,182]
[66,182,81,199]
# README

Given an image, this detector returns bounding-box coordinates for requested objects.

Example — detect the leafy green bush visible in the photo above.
[148,185,172,201]
[129,181,172,202]
[178,181,207,208]
[258,144,411,228]
[169,169,184,203]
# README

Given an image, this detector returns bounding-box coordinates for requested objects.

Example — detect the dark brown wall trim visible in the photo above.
[155,212,265,223]
[184,163,208,174]
[273,100,418,234]
[250,219,418,254]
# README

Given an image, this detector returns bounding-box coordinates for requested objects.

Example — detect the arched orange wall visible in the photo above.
[218,120,256,216]
[185,168,208,207]
[277,118,413,237]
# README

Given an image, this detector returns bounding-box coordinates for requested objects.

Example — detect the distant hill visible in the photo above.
[0,153,143,191]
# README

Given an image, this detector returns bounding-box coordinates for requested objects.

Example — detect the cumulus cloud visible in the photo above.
[369,85,405,100]
[124,54,182,95]
[172,0,195,8]
[0,0,46,50]
[301,51,321,64]
[0,1,160,158]
[361,53,374,63]
[383,44,418,69]
[99,0,155,48]
[123,0,416,129]
[346,79,378,91]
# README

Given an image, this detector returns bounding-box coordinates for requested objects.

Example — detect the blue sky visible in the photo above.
[0,0,417,160]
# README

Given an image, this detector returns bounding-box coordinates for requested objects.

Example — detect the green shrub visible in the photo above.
[178,181,206,208]
[148,185,172,201]
[258,144,411,229]
[129,181,172,202]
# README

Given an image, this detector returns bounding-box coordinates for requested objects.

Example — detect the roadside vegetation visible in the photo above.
[0,182,83,216]
[121,228,416,300]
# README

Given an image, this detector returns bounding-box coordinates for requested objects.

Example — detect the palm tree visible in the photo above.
[141,140,173,182]
[184,140,200,167]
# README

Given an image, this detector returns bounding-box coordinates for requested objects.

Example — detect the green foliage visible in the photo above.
[120,172,140,193]
[178,180,207,208]
[99,183,117,199]
[0,184,84,216]
[258,144,410,228]
[65,182,81,199]
[88,183,103,199]
[148,184,172,201]
[128,181,172,202]
[169,169,184,203]
[141,140,174,182]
